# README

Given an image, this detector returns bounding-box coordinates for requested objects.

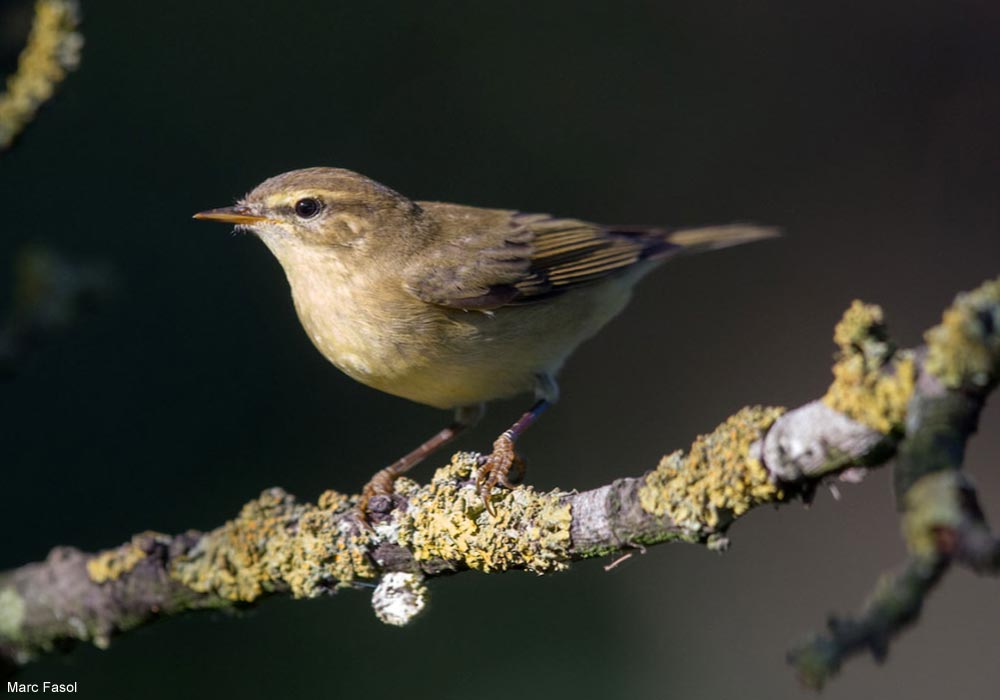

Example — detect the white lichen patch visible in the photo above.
[371,572,428,626]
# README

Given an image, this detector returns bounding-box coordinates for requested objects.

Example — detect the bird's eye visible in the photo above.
[294,197,322,219]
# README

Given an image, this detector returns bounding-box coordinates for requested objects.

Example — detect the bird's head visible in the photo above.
[194,167,424,254]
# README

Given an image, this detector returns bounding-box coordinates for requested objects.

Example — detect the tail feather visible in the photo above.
[666,224,780,255]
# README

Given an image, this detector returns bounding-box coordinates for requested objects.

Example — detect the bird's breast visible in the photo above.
[285,260,416,381]
[278,248,639,409]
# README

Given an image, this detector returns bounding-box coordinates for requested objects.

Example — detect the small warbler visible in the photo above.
[195,167,776,515]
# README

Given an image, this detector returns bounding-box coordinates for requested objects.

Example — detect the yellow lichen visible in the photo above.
[170,487,373,602]
[638,406,786,533]
[823,300,916,433]
[396,453,572,574]
[925,277,1000,390]
[317,489,349,511]
[86,533,162,583]
[0,0,83,149]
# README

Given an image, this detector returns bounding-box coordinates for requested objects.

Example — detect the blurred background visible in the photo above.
[2,0,999,698]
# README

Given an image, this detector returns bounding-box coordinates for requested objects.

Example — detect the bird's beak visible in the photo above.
[192,206,268,225]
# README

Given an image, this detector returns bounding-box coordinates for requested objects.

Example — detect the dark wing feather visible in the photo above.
[515,215,678,299]
[405,204,678,310]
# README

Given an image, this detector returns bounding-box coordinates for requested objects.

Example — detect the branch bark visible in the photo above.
[2,277,998,688]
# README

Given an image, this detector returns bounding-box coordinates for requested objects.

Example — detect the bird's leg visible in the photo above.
[359,404,484,518]
[476,399,551,512]
[477,374,559,513]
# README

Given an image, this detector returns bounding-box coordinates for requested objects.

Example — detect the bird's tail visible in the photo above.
[666,224,780,255]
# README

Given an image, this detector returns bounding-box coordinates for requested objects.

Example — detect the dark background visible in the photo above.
[2,1,1000,698]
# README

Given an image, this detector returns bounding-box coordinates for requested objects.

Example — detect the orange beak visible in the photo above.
[192,206,268,225]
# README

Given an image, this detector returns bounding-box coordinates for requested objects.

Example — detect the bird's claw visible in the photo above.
[357,467,398,527]
[476,431,526,516]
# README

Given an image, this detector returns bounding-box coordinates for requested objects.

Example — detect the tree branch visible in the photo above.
[2,277,998,688]
[0,0,82,152]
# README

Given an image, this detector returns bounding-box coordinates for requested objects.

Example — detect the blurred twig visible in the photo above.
[0,276,998,689]
[0,3,102,373]
[0,0,82,151]
[0,245,112,377]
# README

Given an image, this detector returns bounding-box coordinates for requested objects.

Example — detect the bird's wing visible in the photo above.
[404,204,680,311]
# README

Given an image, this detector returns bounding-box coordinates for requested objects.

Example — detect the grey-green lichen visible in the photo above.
[638,406,787,534]
[0,587,26,640]
[823,300,916,434]
[170,487,374,602]
[396,453,572,574]
[900,471,967,559]
[925,277,1000,390]
[0,0,83,149]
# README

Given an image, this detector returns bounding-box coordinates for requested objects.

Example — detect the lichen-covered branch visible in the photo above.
[788,556,949,687]
[2,277,999,688]
[0,0,82,151]
[787,280,1000,688]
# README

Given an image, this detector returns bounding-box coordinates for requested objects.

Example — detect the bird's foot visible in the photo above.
[357,466,400,525]
[476,431,527,516]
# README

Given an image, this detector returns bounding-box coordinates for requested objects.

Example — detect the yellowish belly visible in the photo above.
[296,308,536,409]
[290,265,638,410]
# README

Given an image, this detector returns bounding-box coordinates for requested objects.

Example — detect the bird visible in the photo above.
[194,167,777,516]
